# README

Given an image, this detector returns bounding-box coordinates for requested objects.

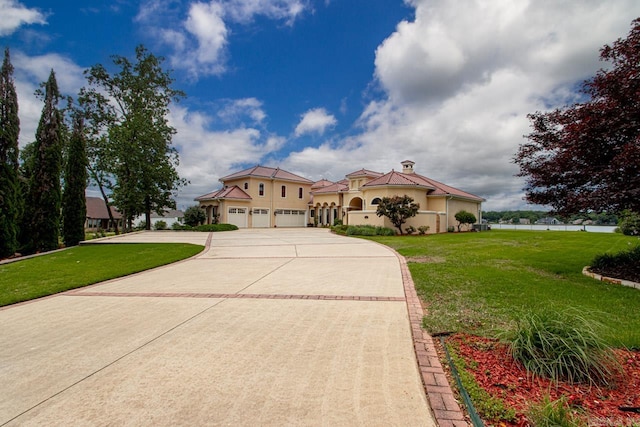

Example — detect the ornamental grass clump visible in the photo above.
[504,309,620,386]
[527,395,586,427]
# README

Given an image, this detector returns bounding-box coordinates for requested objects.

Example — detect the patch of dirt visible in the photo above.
[406,256,446,264]
[440,334,640,426]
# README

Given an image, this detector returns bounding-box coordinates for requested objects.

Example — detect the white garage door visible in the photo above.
[227,207,248,228]
[275,209,307,227]
[252,209,270,228]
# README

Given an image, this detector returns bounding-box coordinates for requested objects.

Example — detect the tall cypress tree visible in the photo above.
[62,115,87,246]
[27,70,63,253]
[0,48,21,258]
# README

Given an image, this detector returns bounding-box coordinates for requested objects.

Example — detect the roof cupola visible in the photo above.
[401,160,415,174]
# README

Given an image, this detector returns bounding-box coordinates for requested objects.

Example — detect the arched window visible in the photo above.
[259,183,264,196]
[244,182,248,190]
[371,197,382,205]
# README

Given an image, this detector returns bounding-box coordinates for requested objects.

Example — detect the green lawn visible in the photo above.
[0,243,204,307]
[369,230,640,348]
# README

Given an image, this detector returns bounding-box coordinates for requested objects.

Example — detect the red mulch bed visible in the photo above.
[443,334,640,426]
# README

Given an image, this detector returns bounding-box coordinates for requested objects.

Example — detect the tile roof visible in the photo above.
[345,168,383,178]
[363,171,484,201]
[363,170,435,188]
[86,196,122,219]
[311,181,349,194]
[220,165,313,184]
[195,185,252,201]
[311,179,335,189]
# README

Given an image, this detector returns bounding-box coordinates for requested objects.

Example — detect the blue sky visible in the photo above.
[2,0,640,211]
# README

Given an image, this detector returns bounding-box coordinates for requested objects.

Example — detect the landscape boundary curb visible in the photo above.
[395,251,470,427]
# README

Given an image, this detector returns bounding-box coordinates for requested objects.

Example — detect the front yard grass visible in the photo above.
[369,230,640,348]
[0,243,203,307]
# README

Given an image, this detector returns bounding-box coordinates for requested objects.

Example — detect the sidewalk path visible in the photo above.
[0,229,454,426]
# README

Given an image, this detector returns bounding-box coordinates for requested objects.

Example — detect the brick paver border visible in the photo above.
[394,252,470,427]
[68,292,405,301]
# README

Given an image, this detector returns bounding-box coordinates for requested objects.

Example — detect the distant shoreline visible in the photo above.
[489,224,617,233]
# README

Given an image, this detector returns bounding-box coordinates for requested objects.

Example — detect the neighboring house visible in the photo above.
[195,166,314,228]
[134,209,185,228]
[196,160,484,233]
[85,196,122,230]
[536,217,564,225]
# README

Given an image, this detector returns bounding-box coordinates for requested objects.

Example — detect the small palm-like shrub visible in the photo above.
[418,225,430,235]
[527,395,586,427]
[503,309,620,386]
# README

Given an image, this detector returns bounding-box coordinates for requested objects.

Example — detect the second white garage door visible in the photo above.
[252,209,270,228]
[275,209,307,227]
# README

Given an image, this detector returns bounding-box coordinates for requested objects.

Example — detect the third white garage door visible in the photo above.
[275,209,307,227]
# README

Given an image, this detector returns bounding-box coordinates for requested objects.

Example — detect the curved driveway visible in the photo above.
[1,229,438,426]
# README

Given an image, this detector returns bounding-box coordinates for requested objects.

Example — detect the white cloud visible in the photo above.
[12,52,86,146]
[222,0,308,25]
[169,105,286,206]
[0,0,46,36]
[294,107,337,137]
[136,0,311,78]
[217,97,266,123]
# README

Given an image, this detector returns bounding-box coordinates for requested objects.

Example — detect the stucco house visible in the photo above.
[195,160,484,233]
[195,166,314,228]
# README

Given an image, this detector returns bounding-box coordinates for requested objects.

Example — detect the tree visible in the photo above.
[25,70,64,253]
[375,195,419,235]
[454,210,477,232]
[0,48,21,258]
[80,45,186,232]
[514,18,640,216]
[183,205,205,227]
[62,115,88,246]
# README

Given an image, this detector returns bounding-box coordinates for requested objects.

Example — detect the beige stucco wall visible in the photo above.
[445,198,482,231]
[223,177,312,212]
[312,193,341,208]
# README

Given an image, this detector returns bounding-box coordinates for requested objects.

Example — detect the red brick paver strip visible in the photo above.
[394,250,470,427]
[68,291,405,302]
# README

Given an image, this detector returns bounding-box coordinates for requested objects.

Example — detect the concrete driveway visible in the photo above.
[0,229,439,426]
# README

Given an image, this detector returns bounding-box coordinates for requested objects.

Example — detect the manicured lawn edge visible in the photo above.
[0,243,204,307]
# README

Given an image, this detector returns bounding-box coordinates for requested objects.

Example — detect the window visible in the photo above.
[298,187,303,199]
[244,182,248,190]
[259,183,264,196]
[371,197,382,205]
[281,185,286,198]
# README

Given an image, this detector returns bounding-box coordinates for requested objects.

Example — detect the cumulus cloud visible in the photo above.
[0,0,46,36]
[137,0,311,78]
[217,97,266,123]
[281,0,640,210]
[12,52,86,146]
[169,105,286,205]
[294,108,337,137]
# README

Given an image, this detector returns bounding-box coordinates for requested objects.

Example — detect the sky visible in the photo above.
[2,0,639,211]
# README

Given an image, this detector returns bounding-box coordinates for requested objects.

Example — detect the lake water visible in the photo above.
[489,224,617,233]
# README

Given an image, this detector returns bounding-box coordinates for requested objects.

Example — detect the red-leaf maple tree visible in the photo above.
[515,18,640,216]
